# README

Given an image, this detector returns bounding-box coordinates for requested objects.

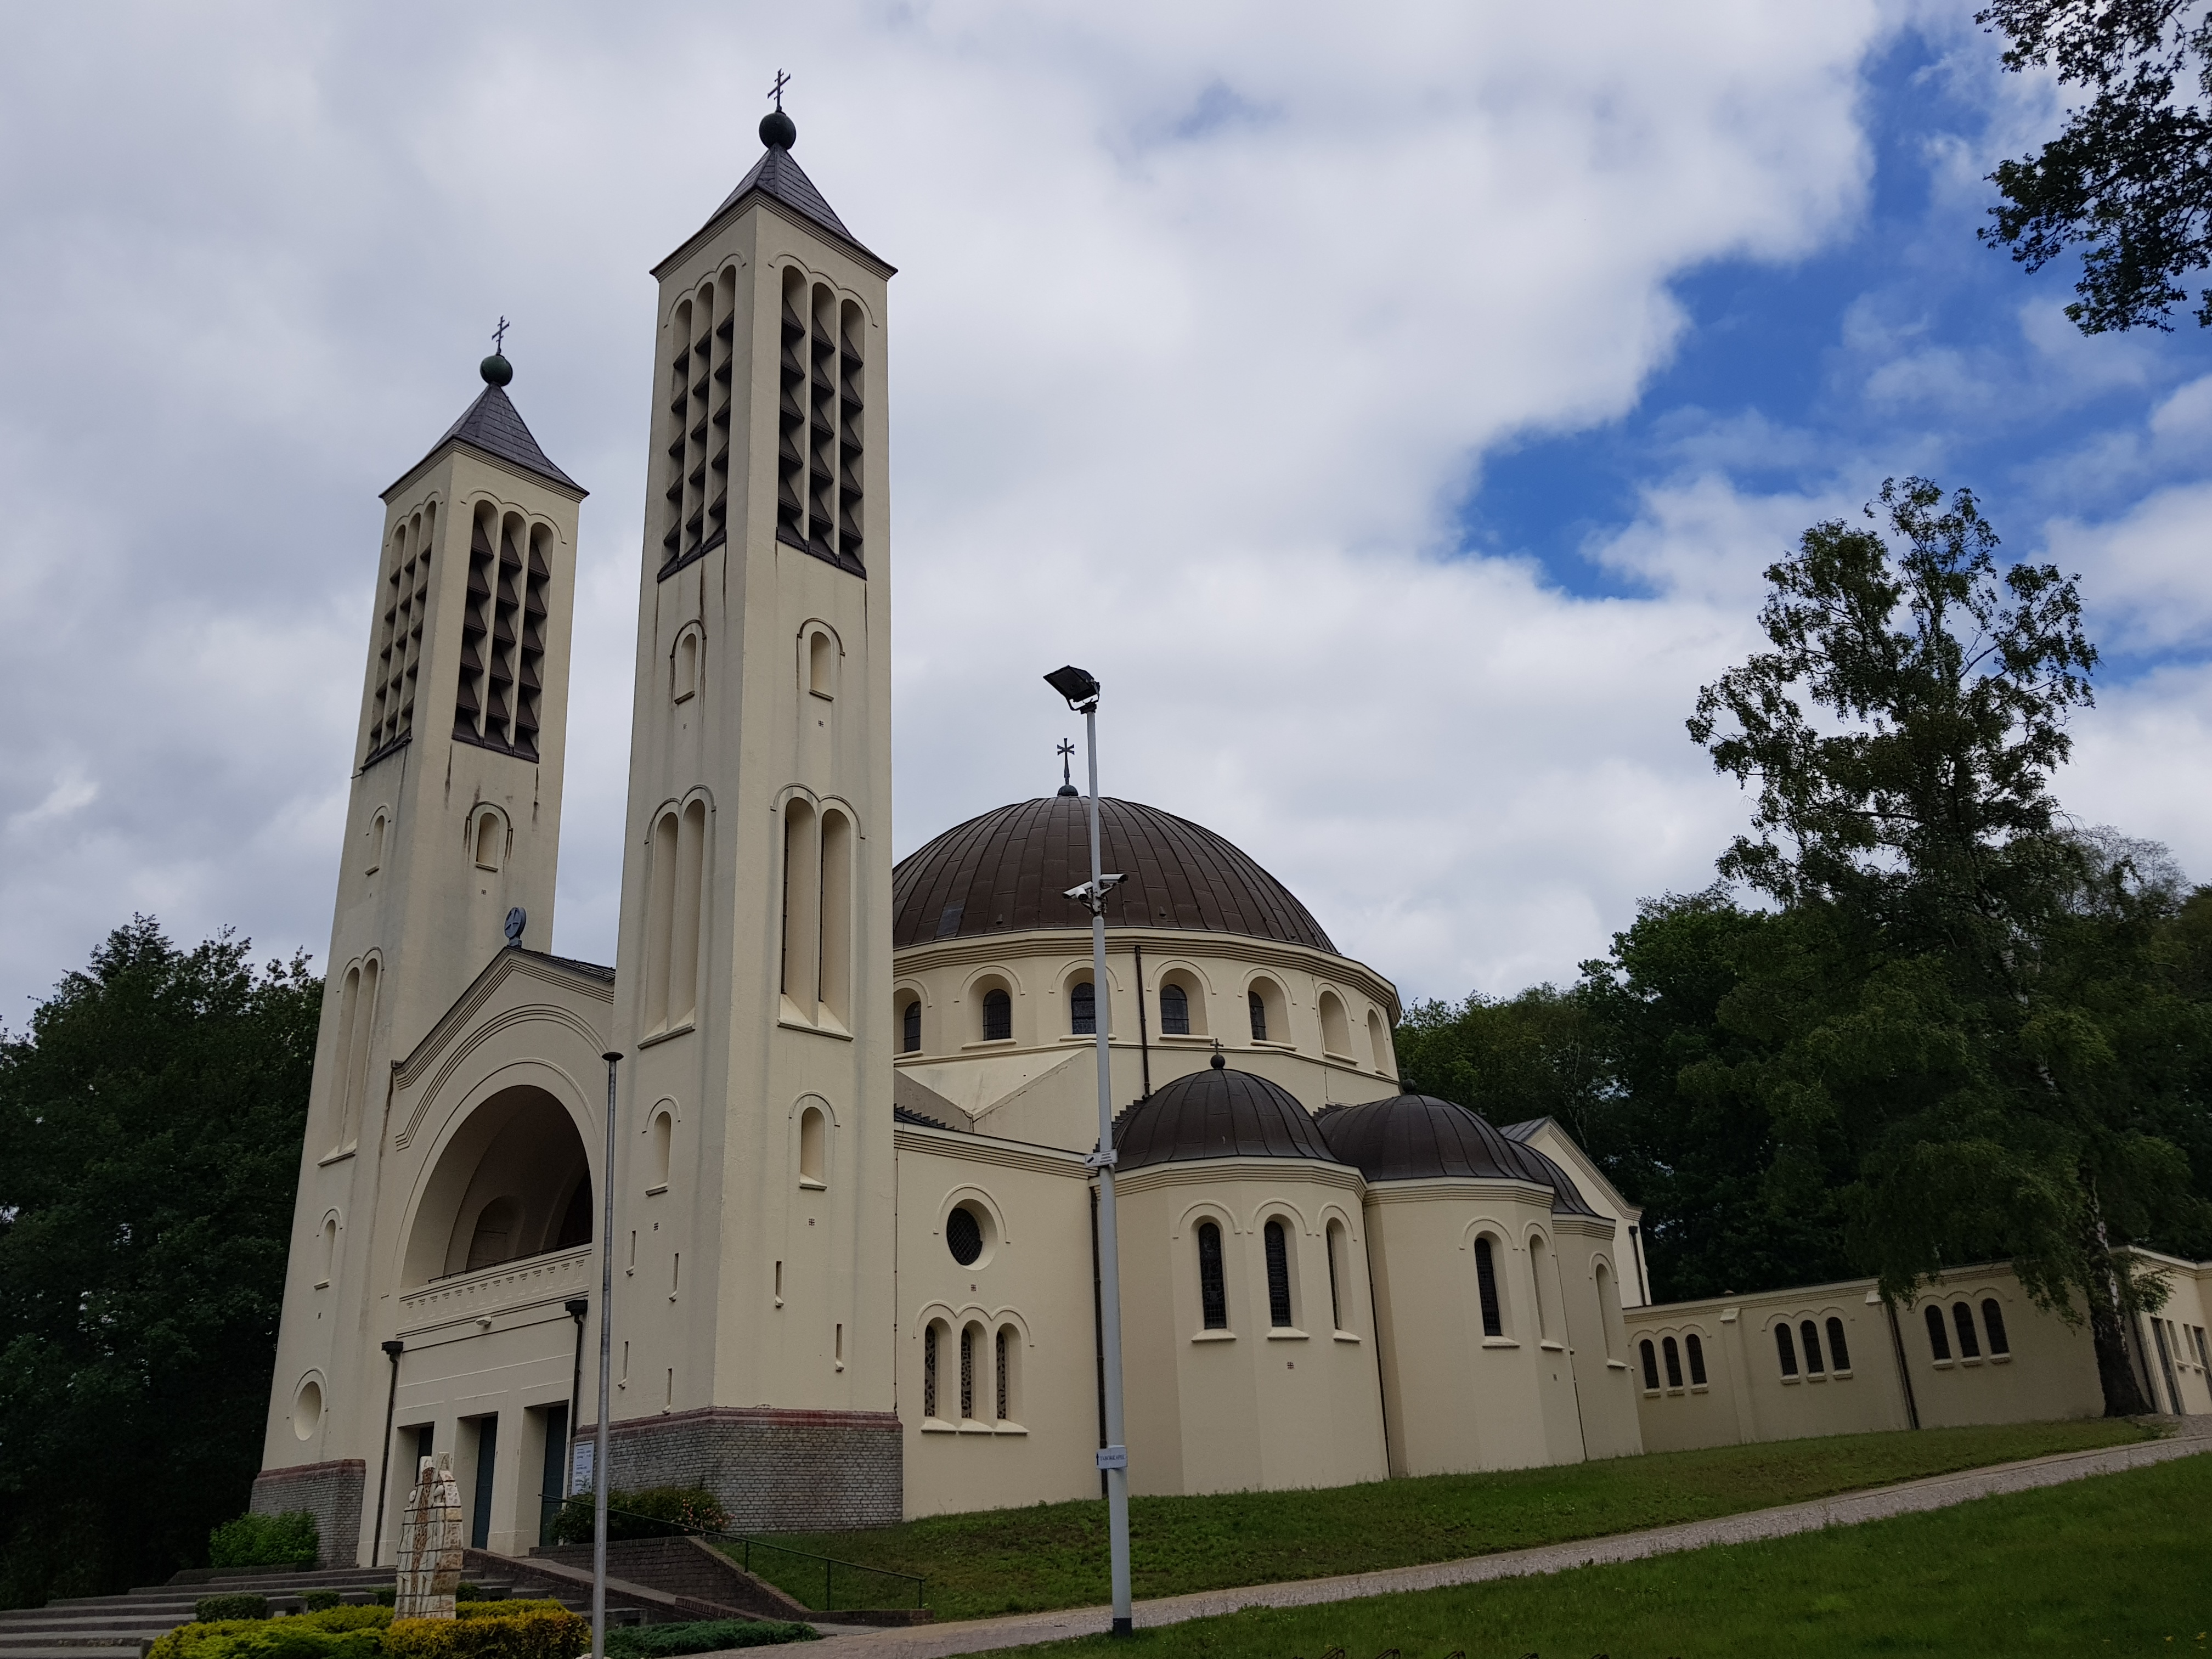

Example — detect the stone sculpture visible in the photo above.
[393,1452,463,1620]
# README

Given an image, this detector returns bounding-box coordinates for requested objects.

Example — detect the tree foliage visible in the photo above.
[1979,0,2212,331]
[0,918,320,1607]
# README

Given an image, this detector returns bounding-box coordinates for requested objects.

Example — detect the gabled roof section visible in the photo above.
[386,383,585,501]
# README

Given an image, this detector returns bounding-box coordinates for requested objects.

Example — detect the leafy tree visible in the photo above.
[1393,985,1606,1146]
[0,919,319,1607]
[1979,0,2212,331]
[1689,477,2205,1414]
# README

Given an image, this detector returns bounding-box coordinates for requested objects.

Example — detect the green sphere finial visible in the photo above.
[480,352,513,387]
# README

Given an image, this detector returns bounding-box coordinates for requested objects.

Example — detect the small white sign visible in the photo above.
[569,1442,595,1493]
[1094,1444,1128,1471]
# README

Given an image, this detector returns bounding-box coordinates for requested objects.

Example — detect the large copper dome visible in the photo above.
[891,795,1336,953]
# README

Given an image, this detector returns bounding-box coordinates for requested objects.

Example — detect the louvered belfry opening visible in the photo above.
[367,502,435,762]
[454,506,548,760]
[774,266,864,576]
[661,272,737,574]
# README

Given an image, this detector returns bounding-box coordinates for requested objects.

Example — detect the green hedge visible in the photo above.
[605,1620,817,1656]
[209,1513,320,1570]
[151,1609,392,1659]
[153,1607,580,1659]
[546,1487,729,1546]
[383,1610,586,1659]
[300,1594,343,1614]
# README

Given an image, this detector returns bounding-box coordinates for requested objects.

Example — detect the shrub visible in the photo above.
[153,1607,393,1659]
[301,1594,343,1613]
[210,1513,320,1570]
[605,1620,817,1657]
[195,1597,271,1624]
[546,1487,729,1545]
[453,1585,484,1604]
[383,1609,587,1659]
[183,1627,380,1659]
[455,1603,567,1621]
[371,1589,396,1607]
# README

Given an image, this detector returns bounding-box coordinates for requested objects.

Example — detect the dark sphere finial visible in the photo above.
[1210,1051,1226,1070]
[480,352,513,387]
[760,108,796,150]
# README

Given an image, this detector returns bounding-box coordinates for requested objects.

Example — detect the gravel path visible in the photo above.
[733,1427,2212,1659]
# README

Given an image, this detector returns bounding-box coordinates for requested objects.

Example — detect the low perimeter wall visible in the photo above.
[249,1458,365,1566]
[583,1406,903,1532]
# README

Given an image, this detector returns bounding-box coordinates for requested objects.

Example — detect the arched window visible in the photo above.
[995,1324,1018,1423]
[1593,1262,1618,1359]
[1981,1299,2010,1357]
[900,996,921,1053]
[1952,1301,1981,1359]
[1325,1219,1347,1332]
[367,812,386,875]
[1686,1333,1707,1386]
[1264,1219,1294,1328]
[1801,1319,1825,1374]
[334,958,379,1152]
[1474,1237,1504,1338]
[1925,1304,1951,1360]
[319,1215,338,1286]
[1662,1335,1683,1388]
[673,628,700,702]
[1639,1339,1660,1391]
[1160,984,1190,1036]
[1070,979,1096,1035]
[1775,1322,1799,1376]
[474,808,504,872]
[818,809,853,1026]
[1248,990,1268,1042]
[1528,1234,1555,1341]
[672,799,706,1027]
[959,1323,979,1421]
[808,629,834,698]
[780,799,819,1015]
[1318,990,1351,1057]
[923,1322,942,1420]
[1197,1221,1228,1330]
[1367,1008,1390,1070]
[1826,1317,1852,1373]
[981,988,1012,1042]
[651,1110,673,1190]
[798,1106,826,1188]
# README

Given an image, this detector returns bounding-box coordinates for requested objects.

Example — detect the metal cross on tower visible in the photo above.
[768,69,790,109]
[1058,739,1076,791]
[492,316,510,352]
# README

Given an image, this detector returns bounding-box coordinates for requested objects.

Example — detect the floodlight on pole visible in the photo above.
[592,1051,622,1659]
[1043,663,1133,1638]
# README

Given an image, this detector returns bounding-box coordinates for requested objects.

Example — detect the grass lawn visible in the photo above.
[1013,1449,2212,1658]
[738,1418,2149,1620]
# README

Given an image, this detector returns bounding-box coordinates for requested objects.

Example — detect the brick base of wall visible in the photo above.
[584,1407,902,1532]
[250,1459,365,1566]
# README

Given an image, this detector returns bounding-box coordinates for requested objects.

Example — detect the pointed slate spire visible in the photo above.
[675,105,889,272]
[386,352,585,499]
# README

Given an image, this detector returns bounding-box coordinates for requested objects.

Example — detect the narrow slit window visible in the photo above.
[901,997,921,1053]
[1801,1319,1824,1374]
[1925,1304,1951,1360]
[1662,1336,1683,1387]
[1980,1299,2010,1357]
[1775,1323,1799,1376]
[1639,1339,1660,1391]
[1264,1219,1293,1328]
[1475,1237,1504,1338]
[1248,989,1267,1041]
[959,1325,976,1421]
[1198,1220,1228,1330]
[1325,1220,1344,1331]
[923,1323,939,1420]
[798,1106,826,1188]
[1952,1301,1981,1359]
[995,1325,1013,1422]
[1071,979,1096,1035]
[1826,1317,1851,1372]
[1686,1332,1707,1385]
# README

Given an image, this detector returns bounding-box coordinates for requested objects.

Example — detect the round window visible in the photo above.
[946,1205,984,1266]
[292,1376,323,1441]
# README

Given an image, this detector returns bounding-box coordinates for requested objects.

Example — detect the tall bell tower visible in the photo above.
[600,104,901,1526]
[257,349,587,1558]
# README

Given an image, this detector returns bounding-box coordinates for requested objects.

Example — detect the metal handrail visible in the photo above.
[536,1494,925,1611]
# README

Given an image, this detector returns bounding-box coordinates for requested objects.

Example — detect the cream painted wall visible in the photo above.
[1115,1160,1389,1497]
[894,1125,1101,1518]
[1509,1121,1650,1310]
[893,928,1401,1149]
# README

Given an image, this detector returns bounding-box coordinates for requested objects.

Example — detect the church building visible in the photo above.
[249,107,2212,1567]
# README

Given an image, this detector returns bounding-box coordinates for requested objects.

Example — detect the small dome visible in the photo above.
[1317,1094,1598,1216]
[760,108,797,149]
[1114,1066,1341,1172]
[892,795,1335,952]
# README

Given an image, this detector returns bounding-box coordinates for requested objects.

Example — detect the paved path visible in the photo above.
[760,1430,2212,1659]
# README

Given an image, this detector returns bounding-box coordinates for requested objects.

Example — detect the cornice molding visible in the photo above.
[893,1125,1091,1178]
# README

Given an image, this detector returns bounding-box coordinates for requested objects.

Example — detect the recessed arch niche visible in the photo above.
[403,1085,593,1286]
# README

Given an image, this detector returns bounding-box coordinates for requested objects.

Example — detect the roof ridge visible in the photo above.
[391,383,584,498]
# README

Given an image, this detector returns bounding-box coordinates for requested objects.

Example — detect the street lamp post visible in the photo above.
[1044,664,1133,1638]
[593,1051,622,1659]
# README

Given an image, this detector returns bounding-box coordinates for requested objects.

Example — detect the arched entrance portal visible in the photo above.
[404,1086,591,1286]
